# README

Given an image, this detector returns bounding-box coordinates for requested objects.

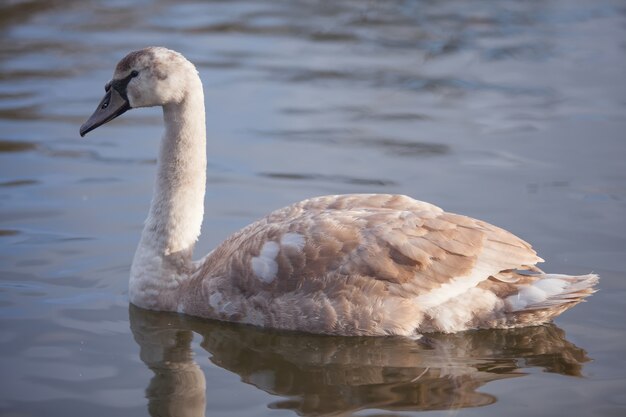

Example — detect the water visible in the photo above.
[1,0,625,416]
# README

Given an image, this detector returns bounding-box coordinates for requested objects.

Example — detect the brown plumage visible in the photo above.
[179,194,598,335]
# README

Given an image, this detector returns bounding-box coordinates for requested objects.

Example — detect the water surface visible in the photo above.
[1,1,625,416]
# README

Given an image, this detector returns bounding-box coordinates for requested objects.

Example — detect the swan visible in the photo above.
[80,47,598,336]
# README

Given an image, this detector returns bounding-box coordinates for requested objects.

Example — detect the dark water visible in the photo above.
[1,1,625,416]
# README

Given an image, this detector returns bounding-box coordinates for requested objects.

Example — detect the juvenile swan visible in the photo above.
[80,47,598,336]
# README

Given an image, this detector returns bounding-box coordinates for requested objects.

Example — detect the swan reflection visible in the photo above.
[129,305,590,416]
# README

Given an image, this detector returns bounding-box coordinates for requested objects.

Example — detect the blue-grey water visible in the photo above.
[1,1,625,416]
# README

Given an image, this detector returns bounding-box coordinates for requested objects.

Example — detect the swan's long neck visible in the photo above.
[130,75,206,311]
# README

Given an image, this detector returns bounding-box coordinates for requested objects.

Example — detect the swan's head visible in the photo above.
[80,47,199,137]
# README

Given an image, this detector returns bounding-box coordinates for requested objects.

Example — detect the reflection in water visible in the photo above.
[129,305,590,417]
[131,309,207,417]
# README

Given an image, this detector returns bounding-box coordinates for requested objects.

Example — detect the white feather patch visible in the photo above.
[280,233,305,251]
[506,276,569,311]
[260,241,280,259]
[251,241,280,283]
[533,278,568,295]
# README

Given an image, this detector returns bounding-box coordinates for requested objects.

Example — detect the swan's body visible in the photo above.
[81,47,598,336]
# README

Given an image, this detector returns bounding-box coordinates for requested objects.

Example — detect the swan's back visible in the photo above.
[182,194,596,336]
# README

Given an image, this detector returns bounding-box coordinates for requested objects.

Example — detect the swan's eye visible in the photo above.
[100,94,110,110]
[130,70,139,78]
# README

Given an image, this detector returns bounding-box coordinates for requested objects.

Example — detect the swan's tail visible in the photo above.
[505,273,599,325]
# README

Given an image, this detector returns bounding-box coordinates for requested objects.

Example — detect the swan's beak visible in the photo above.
[80,87,130,137]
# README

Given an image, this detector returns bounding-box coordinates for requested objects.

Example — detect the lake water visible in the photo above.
[1,0,625,416]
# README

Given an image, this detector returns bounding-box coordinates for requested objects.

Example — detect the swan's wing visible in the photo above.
[200,194,541,310]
